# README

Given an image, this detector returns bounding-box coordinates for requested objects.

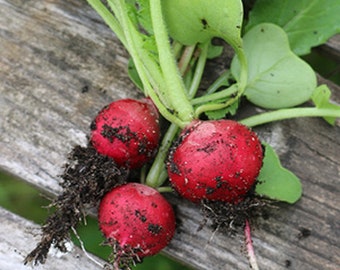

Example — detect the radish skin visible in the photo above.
[90,98,160,169]
[167,120,263,203]
[98,183,176,261]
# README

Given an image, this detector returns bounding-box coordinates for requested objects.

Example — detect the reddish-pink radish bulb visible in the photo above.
[167,120,263,203]
[98,183,176,259]
[90,98,160,169]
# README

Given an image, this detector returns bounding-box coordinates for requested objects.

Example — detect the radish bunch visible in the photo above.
[92,96,263,266]
[86,0,265,264]
[86,0,333,268]
[27,1,339,268]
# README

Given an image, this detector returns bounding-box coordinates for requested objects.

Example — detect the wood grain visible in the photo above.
[0,0,339,269]
[0,206,107,270]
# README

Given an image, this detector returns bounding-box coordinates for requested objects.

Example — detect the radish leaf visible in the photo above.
[162,0,243,48]
[256,144,302,204]
[204,100,239,120]
[311,84,340,125]
[231,23,316,109]
[133,0,153,34]
[245,0,340,56]
[206,44,224,59]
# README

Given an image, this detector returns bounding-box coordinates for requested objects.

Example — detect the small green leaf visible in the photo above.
[311,85,340,125]
[245,0,340,56]
[206,44,224,59]
[204,100,239,120]
[256,144,302,204]
[162,0,243,48]
[135,0,153,34]
[231,23,316,109]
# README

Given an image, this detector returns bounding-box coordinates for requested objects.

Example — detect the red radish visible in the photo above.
[98,183,176,261]
[167,120,263,203]
[90,98,160,169]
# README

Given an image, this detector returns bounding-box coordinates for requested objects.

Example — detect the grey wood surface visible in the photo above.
[0,206,108,270]
[0,0,339,269]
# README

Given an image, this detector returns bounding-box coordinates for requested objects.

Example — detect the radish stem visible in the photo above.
[109,0,184,127]
[191,84,238,105]
[245,219,259,270]
[157,186,173,193]
[194,84,239,117]
[188,42,209,99]
[240,108,340,127]
[206,70,232,94]
[150,0,194,125]
[86,0,126,48]
[178,44,196,76]
[146,123,179,187]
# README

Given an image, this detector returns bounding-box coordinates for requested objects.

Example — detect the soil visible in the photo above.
[24,143,128,265]
[199,187,272,234]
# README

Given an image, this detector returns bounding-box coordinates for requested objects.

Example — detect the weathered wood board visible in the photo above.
[0,206,108,270]
[0,0,339,269]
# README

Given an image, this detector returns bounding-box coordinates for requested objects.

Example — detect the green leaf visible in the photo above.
[206,44,224,59]
[311,84,340,125]
[162,0,243,48]
[125,0,139,27]
[231,23,317,109]
[125,1,158,60]
[204,100,239,120]
[134,0,153,34]
[245,0,340,56]
[256,144,302,204]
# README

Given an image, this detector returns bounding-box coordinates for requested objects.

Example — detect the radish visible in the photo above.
[90,98,160,169]
[167,120,263,203]
[98,183,176,264]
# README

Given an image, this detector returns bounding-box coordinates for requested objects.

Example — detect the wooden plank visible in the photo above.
[0,0,339,269]
[319,34,340,61]
[0,206,107,270]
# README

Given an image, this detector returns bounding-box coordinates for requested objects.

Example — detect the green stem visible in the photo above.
[146,44,208,188]
[240,108,340,127]
[191,84,238,105]
[172,41,184,59]
[183,69,194,89]
[206,70,231,94]
[178,44,196,76]
[188,42,209,99]
[107,0,178,113]
[192,39,246,119]
[147,89,186,127]
[233,45,248,95]
[223,34,248,96]
[140,165,147,184]
[146,123,179,187]
[194,84,240,118]
[157,186,173,193]
[110,0,184,126]
[107,1,159,94]
[150,0,194,125]
[86,0,127,48]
